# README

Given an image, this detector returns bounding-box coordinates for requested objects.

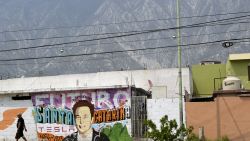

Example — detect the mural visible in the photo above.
[0,108,27,130]
[32,88,132,141]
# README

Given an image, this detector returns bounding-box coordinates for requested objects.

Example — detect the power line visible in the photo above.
[0,49,171,66]
[1,10,250,34]
[0,37,248,66]
[0,36,249,62]
[180,19,250,29]
[1,24,250,52]
[0,42,223,66]
[1,14,250,53]
[1,16,250,43]
[175,14,250,29]
[0,44,199,66]
[1,20,250,44]
[30,28,250,50]
[0,31,141,43]
[47,27,250,50]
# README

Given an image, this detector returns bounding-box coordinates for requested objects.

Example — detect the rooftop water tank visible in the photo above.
[222,76,241,90]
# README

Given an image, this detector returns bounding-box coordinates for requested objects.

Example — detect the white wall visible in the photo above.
[0,95,37,141]
[0,97,185,140]
[147,98,185,129]
[0,68,190,98]
[0,68,189,140]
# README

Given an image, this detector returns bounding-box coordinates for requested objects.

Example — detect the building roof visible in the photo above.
[229,53,250,61]
[0,68,190,96]
[213,90,250,97]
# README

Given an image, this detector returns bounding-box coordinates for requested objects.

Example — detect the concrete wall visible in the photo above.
[227,60,250,89]
[0,94,37,141]
[192,64,226,97]
[186,95,250,141]
[192,56,250,97]
[147,98,184,128]
[0,97,184,141]
[0,88,132,141]
[0,68,190,98]
[0,69,188,140]
[0,92,184,141]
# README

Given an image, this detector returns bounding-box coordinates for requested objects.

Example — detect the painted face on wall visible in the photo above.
[75,106,92,133]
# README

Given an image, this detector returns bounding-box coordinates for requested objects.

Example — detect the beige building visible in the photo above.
[186,90,250,141]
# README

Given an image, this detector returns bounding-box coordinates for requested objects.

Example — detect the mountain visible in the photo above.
[0,0,249,79]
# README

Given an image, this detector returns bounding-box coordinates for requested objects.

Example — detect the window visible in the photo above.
[12,94,31,100]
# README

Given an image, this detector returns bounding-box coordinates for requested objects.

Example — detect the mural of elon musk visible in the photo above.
[63,100,109,141]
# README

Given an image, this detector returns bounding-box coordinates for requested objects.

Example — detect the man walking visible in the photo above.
[15,113,27,141]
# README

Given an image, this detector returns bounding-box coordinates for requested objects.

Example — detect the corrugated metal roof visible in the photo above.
[229,53,250,60]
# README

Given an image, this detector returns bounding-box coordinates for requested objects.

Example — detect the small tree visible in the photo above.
[144,115,196,141]
[215,136,230,141]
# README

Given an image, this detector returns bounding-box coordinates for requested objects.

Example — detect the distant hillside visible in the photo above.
[0,0,249,79]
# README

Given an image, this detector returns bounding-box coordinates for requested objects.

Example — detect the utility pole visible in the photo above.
[176,0,183,127]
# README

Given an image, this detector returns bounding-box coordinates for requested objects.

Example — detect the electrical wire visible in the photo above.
[0,49,170,66]
[1,10,250,34]
[1,14,250,53]
[0,43,219,66]
[0,36,249,62]
[0,37,247,66]
[1,19,250,43]
[1,15,250,43]
[6,27,248,51]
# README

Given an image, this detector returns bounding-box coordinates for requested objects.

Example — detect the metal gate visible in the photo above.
[131,96,147,138]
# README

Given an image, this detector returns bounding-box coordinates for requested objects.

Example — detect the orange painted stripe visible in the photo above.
[37,132,64,141]
[0,108,27,130]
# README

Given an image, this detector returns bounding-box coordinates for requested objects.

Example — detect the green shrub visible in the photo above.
[144,115,230,141]
[215,136,230,141]
[144,115,194,141]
